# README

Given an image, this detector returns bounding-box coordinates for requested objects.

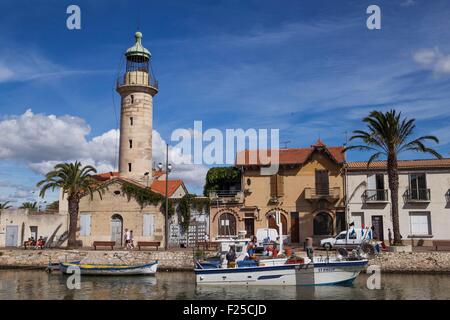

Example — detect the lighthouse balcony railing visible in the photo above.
[116,72,158,89]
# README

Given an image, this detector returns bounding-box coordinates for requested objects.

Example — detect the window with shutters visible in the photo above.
[143,214,155,236]
[409,212,431,236]
[80,214,91,236]
[270,174,284,197]
[315,170,329,195]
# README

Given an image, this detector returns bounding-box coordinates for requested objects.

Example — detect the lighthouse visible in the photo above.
[116,32,158,181]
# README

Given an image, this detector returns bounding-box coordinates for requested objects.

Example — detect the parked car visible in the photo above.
[320,228,374,250]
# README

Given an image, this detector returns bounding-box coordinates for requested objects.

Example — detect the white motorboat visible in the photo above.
[194,256,368,286]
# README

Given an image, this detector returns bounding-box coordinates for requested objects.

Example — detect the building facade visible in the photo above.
[346,159,450,246]
[0,209,68,247]
[209,140,346,245]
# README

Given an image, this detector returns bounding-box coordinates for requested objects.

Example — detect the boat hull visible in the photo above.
[195,260,367,286]
[59,261,158,276]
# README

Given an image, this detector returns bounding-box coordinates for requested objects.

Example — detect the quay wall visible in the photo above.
[368,252,450,273]
[0,249,201,271]
[1,249,450,273]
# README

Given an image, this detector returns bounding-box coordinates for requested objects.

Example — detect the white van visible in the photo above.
[255,228,289,248]
[320,228,373,250]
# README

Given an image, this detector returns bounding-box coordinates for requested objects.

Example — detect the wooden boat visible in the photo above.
[59,260,158,276]
[195,257,368,286]
[46,261,80,273]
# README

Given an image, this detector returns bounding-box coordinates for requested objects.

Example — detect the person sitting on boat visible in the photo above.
[246,238,257,260]
[226,246,237,268]
[265,241,278,257]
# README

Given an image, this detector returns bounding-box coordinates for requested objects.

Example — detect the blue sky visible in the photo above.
[1,0,450,205]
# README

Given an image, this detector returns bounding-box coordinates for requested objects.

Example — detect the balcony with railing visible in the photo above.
[305,187,340,202]
[209,190,244,204]
[446,189,450,203]
[116,71,159,92]
[362,189,389,203]
[404,188,431,202]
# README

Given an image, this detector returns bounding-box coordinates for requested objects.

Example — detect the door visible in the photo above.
[335,211,346,233]
[371,216,384,240]
[5,225,19,247]
[351,212,364,229]
[244,218,255,238]
[315,170,329,195]
[110,215,123,246]
[30,226,38,240]
[290,212,300,243]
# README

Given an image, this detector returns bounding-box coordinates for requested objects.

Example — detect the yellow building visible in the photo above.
[209,140,346,245]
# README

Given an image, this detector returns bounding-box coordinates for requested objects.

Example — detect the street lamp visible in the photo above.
[159,143,172,250]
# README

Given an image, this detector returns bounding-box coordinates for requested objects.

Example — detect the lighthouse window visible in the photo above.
[130,95,134,104]
[130,117,133,125]
[128,163,132,172]
[129,139,133,149]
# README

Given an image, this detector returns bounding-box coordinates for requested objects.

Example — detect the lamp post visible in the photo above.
[158,143,172,251]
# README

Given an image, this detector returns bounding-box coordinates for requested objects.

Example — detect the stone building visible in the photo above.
[0,209,68,247]
[209,140,346,245]
[345,158,450,246]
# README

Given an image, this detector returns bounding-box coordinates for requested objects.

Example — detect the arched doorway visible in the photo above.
[313,212,333,236]
[218,213,237,236]
[111,214,123,246]
[267,212,287,235]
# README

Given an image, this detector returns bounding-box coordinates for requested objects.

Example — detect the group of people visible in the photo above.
[124,228,134,250]
[224,235,279,268]
[23,236,45,249]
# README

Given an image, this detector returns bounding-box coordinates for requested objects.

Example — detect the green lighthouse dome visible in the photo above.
[125,31,151,59]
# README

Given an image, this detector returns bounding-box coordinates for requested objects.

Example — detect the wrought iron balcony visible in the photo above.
[305,187,340,201]
[209,190,244,203]
[404,188,431,202]
[116,72,158,91]
[446,189,450,203]
[362,189,389,202]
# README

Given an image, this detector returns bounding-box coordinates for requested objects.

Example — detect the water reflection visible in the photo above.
[0,270,449,300]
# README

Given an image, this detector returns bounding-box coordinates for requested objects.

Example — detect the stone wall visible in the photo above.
[1,249,450,273]
[368,252,450,273]
[0,249,201,271]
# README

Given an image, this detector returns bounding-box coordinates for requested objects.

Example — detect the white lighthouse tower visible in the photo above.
[116,32,158,181]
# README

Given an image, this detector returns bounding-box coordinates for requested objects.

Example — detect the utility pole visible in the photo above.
[165,143,169,250]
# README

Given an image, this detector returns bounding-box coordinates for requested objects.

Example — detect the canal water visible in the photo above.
[0,270,449,300]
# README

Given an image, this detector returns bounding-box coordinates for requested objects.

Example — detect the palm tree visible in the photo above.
[0,201,12,210]
[20,201,37,210]
[37,161,103,248]
[345,110,442,245]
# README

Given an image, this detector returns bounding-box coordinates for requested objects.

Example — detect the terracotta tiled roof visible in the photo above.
[93,172,120,181]
[236,142,345,166]
[93,172,186,197]
[150,179,184,197]
[94,170,166,181]
[153,170,165,178]
[347,158,450,170]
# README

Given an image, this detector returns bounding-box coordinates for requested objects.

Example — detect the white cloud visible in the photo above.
[0,109,208,193]
[413,47,450,75]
